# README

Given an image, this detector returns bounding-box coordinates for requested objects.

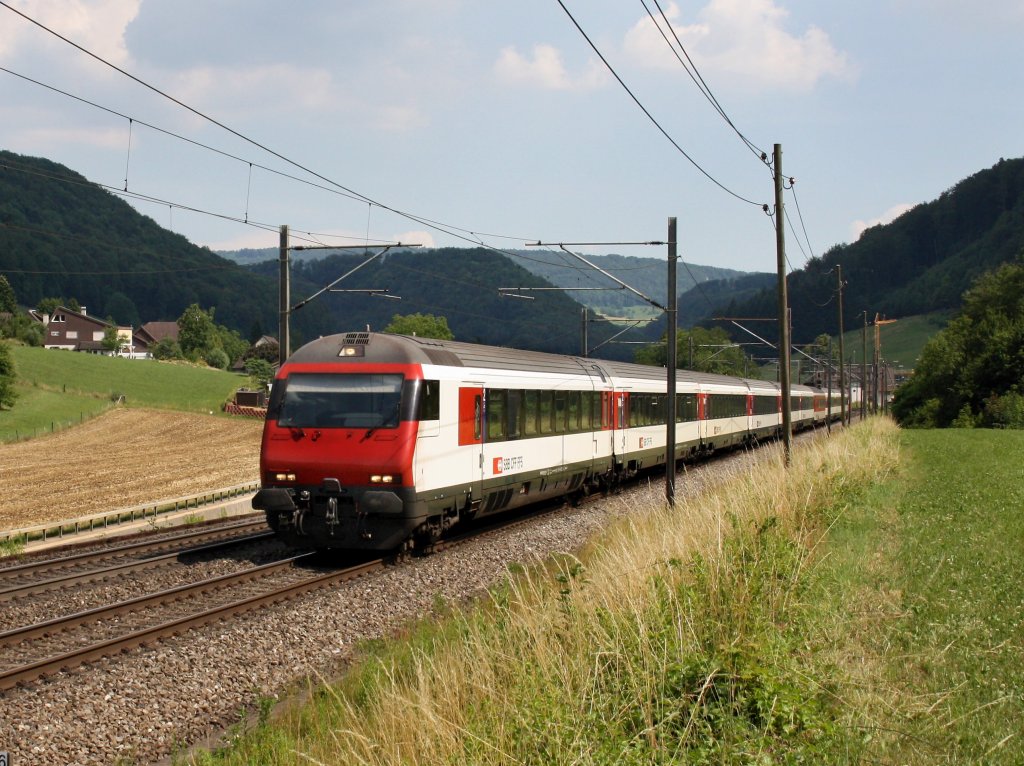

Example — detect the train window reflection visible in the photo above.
[277,373,403,429]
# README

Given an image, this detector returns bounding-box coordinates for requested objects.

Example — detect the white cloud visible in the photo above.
[0,0,139,64]
[394,230,435,248]
[6,124,129,152]
[171,64,336,115]
[851,203,915,240]
[624,0,854,91]
[494,44,607,91]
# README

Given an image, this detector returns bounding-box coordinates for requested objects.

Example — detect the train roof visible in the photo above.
[286,332,816,392]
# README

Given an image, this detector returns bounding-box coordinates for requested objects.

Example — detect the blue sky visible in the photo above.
[2,0,1022,273]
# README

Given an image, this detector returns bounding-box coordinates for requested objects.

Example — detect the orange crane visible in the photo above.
[874,313,898,411]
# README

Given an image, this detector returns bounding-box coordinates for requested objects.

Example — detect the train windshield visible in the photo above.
[275,373,404,429]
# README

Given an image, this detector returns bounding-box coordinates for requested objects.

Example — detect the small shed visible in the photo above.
[235,388,267,407]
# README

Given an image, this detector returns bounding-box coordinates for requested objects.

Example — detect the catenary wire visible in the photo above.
[0,157,383,253]
[641,0,768,162]
[787,179,816,261]
[2,3,751,306]
[0,4,546,253]
[554,0,765,208]
[3,1,783,349]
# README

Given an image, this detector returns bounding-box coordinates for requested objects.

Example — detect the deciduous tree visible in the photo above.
[893,258,1024,427]
[0,341,18,409]
[383,312,454,340]
[177,303,218,359]
[0,275,16,314]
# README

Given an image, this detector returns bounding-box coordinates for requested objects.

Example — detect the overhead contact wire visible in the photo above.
[555,0,764,208]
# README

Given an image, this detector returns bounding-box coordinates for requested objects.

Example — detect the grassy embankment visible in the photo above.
[841,310,952,369]
[0,345,246,442]
[187,420,1023,765]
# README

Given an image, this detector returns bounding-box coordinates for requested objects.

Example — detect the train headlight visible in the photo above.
[370,474,399,484]
[272,472,297,482]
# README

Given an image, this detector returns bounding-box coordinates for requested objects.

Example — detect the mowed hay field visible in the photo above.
[0,407,263,530]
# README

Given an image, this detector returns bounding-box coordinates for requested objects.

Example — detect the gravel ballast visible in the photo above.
[0,446,778,766]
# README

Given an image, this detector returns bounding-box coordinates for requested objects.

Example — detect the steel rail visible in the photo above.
[0,554,383,691]
[0,529,276,602]
[0,507,565,692]
[0,520,268,585]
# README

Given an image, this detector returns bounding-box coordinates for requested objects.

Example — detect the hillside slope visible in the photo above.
[0,150,340,342]
[718,157,1024,343]
[1,151,637,357]
[247,248,653,358]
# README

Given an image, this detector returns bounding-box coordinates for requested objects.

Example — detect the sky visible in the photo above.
[2,0,1023,274]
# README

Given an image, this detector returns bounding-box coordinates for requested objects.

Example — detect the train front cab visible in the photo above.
[253,361,433,551]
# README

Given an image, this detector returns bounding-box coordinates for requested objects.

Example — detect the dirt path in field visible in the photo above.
[0,407,263,530]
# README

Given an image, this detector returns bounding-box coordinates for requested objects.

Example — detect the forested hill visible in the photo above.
[247,248,641,359]
[0,150,340,339]
[720,156,1024,342]
[221,248,767,324]
[499,250,760,317]
[0,150,639,357]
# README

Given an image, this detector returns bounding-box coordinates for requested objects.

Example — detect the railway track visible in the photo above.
[0,552,385,692]
[0,519,272,597]
[0,500,568,693]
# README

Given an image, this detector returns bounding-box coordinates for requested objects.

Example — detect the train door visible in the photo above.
[697,391,709,446]
[612,390,629,459]
[457,385,484,500]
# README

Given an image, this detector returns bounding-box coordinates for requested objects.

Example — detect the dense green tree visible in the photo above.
[101,325,123,353]
[892,259,1024,427]
[177,304,218,359]
[242,339,280,364]
[244,358,276,389]
[151,338,183,360]
[36,297,62,317]
[35,296,82,316]
[702,157,1024,344]
[248,319,265,344]
[0,341,18,409]
[383,312,454,340]
[0,275,16,314]
[635,326,750,376]
[215,325,249,366]
[0,150,287,342]
[205,348,230,370]
[104,291,140,327]
[0,275,42,345]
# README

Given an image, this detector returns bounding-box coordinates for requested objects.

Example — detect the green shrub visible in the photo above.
[151,338,183,360]
[951,404,977,428]
[982,390,1024,429]
[205,348,230,370]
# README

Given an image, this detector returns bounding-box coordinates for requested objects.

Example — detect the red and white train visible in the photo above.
[253,332,852,551]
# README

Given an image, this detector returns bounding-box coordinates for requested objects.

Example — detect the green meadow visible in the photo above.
[1,345,246,441]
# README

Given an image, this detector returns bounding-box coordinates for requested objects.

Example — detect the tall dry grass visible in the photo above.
[195,418,901,765]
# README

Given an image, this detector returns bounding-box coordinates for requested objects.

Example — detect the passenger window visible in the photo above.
[487,390,506,442]
[524,390,539,436]
[417,380,440,421]
[567,392,581,432]
[540,391,554,435]
[507,390,522,439]
[553,393,567,434]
